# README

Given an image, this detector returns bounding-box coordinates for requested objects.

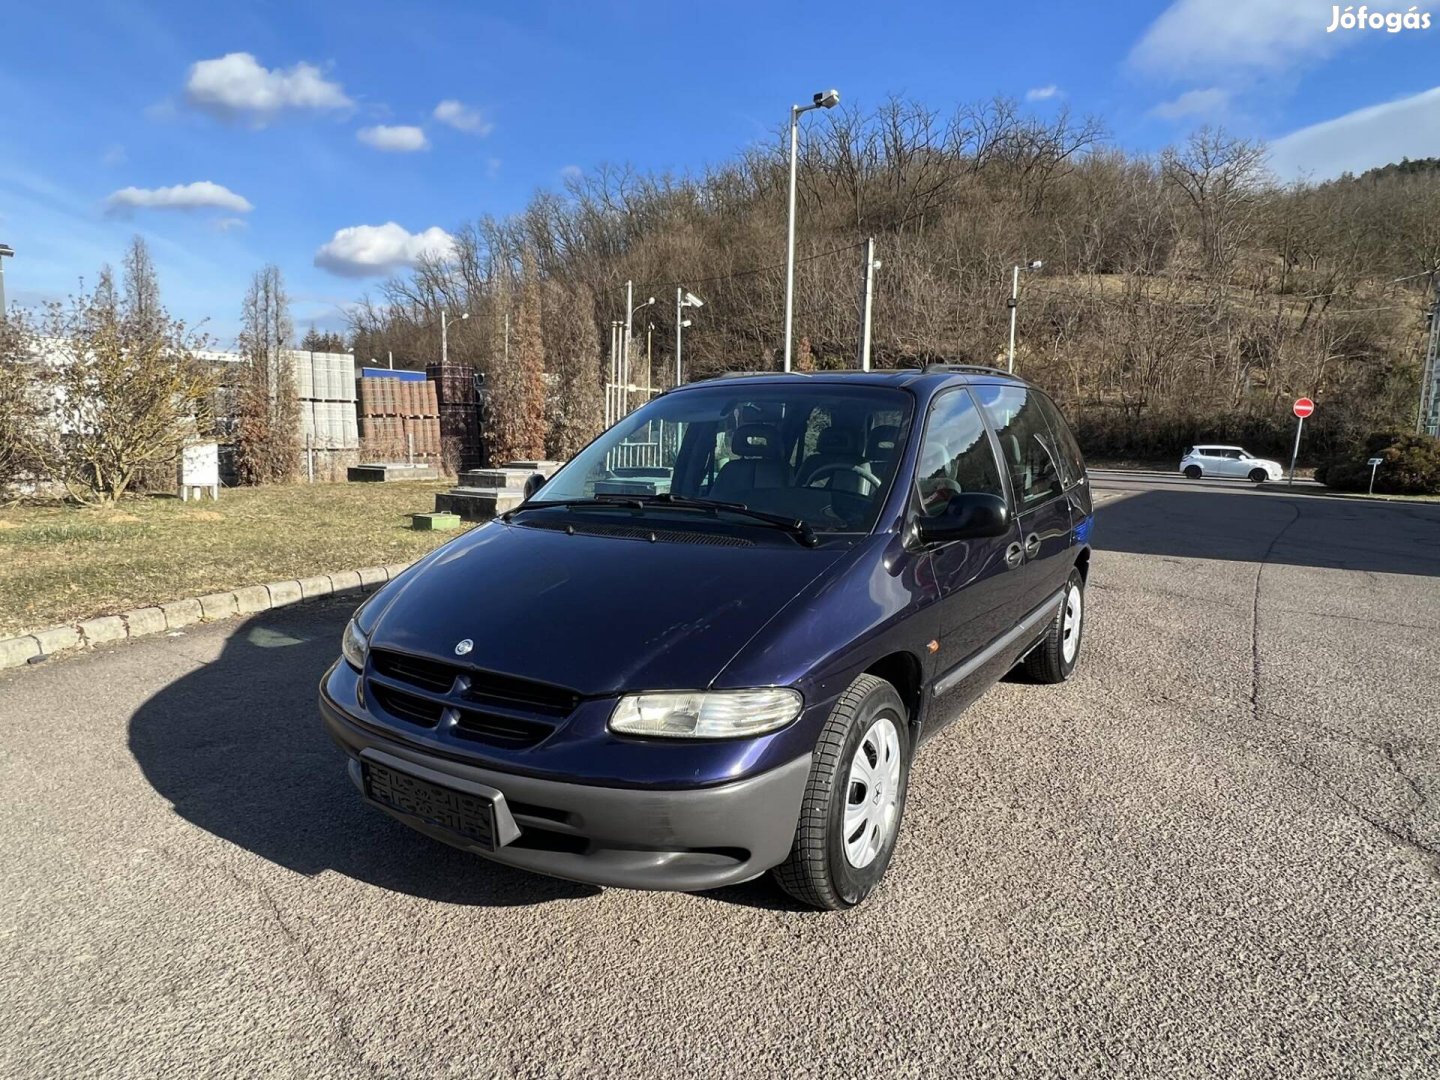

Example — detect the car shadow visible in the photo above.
[128,597,599,907]
[1092,487,1440,577]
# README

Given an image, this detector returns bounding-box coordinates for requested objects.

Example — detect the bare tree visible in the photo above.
[488,251,548,462]
[542,280,603,459]
[235,265,299,484]
[34,251,215,503]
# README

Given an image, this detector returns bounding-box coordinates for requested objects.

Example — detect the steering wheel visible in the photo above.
[804,462,883,490]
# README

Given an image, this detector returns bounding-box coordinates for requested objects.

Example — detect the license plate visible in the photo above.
[362,759,498,850]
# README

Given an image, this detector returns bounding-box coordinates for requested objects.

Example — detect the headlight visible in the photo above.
[341,618,370,671]
[608,688,803,739]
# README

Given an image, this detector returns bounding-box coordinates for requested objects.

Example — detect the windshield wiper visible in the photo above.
[627,494,818,547]
[504,493,817,547]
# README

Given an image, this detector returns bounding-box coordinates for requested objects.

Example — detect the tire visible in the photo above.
[773,674,910,910]
[1024,568,1085,684]
[1248,468,1267,484]
[1183,465,1202,479]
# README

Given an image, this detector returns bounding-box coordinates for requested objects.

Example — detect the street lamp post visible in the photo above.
[783,88,840,372]
[675,288,704,387]
[0,243,14,319]
[623,283,655,415]
[1007,259,1043,374]
[440,309,469,366]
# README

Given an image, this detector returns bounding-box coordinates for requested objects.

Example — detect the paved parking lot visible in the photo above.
[2,476,1438,1079]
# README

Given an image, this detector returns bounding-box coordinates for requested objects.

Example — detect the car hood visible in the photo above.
[366,519,851,696]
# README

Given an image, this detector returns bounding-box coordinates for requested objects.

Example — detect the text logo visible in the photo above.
[1327,5,1432,32]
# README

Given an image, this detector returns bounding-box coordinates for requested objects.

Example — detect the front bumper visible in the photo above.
[320,683,811,892]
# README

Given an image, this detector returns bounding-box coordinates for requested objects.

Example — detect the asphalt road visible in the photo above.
[2,475,1438,1079]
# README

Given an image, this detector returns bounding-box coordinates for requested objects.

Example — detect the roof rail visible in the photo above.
[701,370,809,381]
[913,363,1013,377]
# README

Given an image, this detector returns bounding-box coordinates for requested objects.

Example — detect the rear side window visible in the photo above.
[971,385,1064,508]
[915,389,1005,514]
[1033,393,1086,488]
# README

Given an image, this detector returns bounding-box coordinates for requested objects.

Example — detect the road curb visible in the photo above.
[0,561,413,672]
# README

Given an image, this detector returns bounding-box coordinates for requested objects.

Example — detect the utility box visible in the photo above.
[179,442,220,501]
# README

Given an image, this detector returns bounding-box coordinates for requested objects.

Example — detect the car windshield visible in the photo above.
[530,382,914,533]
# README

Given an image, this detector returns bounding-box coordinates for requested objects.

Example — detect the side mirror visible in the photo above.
[523,472,547,500]
[916,492,1010,544]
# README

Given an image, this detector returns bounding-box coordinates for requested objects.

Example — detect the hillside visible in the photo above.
[349,99,1440,462]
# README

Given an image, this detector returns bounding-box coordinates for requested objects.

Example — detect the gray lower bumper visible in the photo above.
[321,691,811,892]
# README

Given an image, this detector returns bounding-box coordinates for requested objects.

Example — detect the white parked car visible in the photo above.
[1179,445,1284,484]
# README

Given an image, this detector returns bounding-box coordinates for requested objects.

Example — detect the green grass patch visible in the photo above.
[0,482,468,637]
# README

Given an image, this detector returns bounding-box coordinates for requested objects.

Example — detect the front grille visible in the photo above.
[453,708,553,746]
[371,649,455,692]
[370,684,445,728]
[367,647,578,750]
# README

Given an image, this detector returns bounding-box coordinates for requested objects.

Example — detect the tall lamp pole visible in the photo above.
[623,284,655,416]
[783,88,840,372]
[675,288,704,387]
[441,309,469,366]
[0,244,13,319]
[1007,259,1043,374]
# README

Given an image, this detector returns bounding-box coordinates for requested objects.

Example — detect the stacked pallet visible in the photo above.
[293,351,359,450]
[426,362,484,470]
[358,370,442,462]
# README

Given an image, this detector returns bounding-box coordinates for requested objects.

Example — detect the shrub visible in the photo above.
[1317,431,1440,495]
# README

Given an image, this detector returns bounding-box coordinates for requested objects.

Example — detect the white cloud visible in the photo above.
[1130,0,1352,79]
[184,52,351,124]
[433,99,494,135]
[1025,85,1061,102]
[101,145,126,167]
[1268,85,1440,180]
[559,164,583,181]
[104,181,254,215]
[313,222,456,278]
[1151,87,1231,120]
[357,124,429,152]
[214,217,248,232]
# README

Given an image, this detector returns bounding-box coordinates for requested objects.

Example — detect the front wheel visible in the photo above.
[1249,468,1268,484]
[773,674,910,910]
[1024,568,1085,684]
[1183,465,1202,479]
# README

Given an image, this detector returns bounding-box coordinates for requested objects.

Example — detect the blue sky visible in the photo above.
[2,0,1437,342]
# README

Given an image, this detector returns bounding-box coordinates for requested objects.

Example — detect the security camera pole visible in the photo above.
[1007,258,1042,374]
[784,88,840,372]
[0,243,14,320]
[675,288,704,387]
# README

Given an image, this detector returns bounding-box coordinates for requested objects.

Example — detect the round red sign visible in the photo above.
[1293,397,1315,418]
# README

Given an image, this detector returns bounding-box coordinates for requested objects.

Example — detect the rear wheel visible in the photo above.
[1183,465,1202,479]
[1024,568,1085,684]
[773,674,910,910]
[1248,468,1267,484]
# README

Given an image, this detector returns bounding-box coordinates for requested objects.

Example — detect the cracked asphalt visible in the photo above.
[1,474,1438,1078]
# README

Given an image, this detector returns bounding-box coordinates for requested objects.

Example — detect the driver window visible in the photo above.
[916,389,1005,515]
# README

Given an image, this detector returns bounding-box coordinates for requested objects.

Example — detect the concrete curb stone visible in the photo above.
[0,561,411,672]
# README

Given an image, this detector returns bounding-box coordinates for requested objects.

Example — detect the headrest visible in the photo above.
[816,427,861,455]
[731,424,782,459]
[867,425,901,459]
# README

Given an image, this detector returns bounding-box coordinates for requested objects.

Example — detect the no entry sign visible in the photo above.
[1293,397,1315,418]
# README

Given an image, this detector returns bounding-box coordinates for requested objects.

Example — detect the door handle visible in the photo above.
[1024,532,1041,558]
[1004,542,1023,569]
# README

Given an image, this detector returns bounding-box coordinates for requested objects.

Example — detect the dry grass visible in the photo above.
[0,481,466,637]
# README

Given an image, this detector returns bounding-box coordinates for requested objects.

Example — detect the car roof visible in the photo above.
[673,365,1034,399]
[1193,444,1245,450]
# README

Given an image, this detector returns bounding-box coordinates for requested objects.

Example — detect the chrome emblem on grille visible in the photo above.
[454,639,473,656]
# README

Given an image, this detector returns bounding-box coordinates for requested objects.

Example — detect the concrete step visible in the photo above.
[458,467,535,488]
[411,512,461,531]
[503,459,564,478]
[434,488,524,521]
[348,463,441,482]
